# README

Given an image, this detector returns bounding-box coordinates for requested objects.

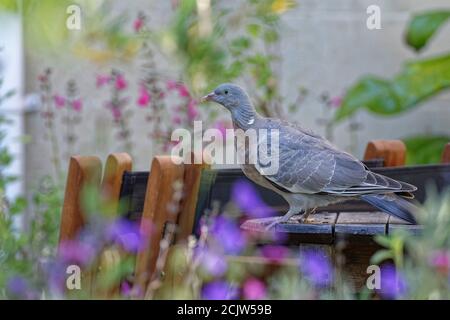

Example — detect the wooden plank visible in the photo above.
[387,215,423,235]
[58,156,102,244]
[101,153,132,213]
[442,142,450,164]
[335,211,388,236]
[134,156,184,295]
[363,139,406,167]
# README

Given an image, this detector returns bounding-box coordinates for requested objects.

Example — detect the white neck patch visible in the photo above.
[247,117,255,125]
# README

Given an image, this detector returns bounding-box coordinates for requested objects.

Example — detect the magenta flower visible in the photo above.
[299,248,334,287]
[201,281,238,300]
[231,180,276,218]
[177,84,190,98]
[133,18,144,32]
[137,86,151,107]
[72,99,82,112]
[96,74,110,88]
[58,240,96,266]
[213,120,230,138]
[378,264,408,299]
[187,99,199,120]
[210,216,246,254]
[243,278,266,300]
[115,74,127,90]
[166,80,178,90]
[106,218,147,253]
[330,96,343,108]
[53,94,65,108]
[429,250,450,275]
[111,108,122,122]
[172,115,182,125]
[261,245,289,263]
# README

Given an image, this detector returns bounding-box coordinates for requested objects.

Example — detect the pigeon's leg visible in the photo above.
[300,207,317,223]
[265,208,299,231]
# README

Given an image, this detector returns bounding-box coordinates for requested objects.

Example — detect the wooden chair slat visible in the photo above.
[101,153,132,210]
[442,143,450,164]
[364,139,406,167]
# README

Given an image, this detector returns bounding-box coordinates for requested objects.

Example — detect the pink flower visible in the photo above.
[172,115,182,125]
[72,99,82,112]
[429,250,450,275]
[187,99,199,120]
[133,18,144,32]
[137,86,151,107]
[243,278,266,300]
[115,75,127,90]
[177,84,190,98]
[53,95,65,108]
[96,74,110,88]
[111,108,122,122]
[330,96,343,108]
[159,92,166,99]
[166,80,178,90]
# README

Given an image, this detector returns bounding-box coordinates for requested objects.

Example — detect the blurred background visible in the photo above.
[1,0,450,202]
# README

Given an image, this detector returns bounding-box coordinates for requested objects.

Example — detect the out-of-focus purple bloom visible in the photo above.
[111,108,122,122]
[210,216,246,255]
[201,281,238,300]
[58,240,96,266]
[96,74,110,88]
[6,276,36,299]
[137,85,151,107]
[115,74,127,90]
[379,264,408,299]
[133,18,144,32]
[261,245,289,263]
[166,80,178,90]
[172,115,182,125]
[72,99,82,112]
[329,96,342,108]
[213,120,228,138]
[177,84,190,98]
[428,250,450,275]
[121,281,132,297]
[231,180,276,218]
[196,247,228,277]
[299,248,333,287]
[187,99,199,120]
[243,278,266,300]
[106,218,147,253]
[53,94,65,108]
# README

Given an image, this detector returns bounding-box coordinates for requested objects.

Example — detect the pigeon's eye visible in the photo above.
[224,90,228,95]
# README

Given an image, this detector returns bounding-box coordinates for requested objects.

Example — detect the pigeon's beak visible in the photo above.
[201,92,215,103]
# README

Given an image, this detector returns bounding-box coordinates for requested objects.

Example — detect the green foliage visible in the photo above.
[335,54,450,121]
[404,135,450,165]
[406,10,450,51]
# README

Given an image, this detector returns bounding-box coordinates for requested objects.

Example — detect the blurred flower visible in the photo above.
[261,245,289,263]
[96,74,110,88]
[72,99,82,112]
[379,264,408,299]
[187,99,199,120]
[6,276,36,299]
[271,0,296,14]
[115,74,128,90]
[121,281,132,297]
[428,250,450,275]
[58,240,96,266]
[137,86,151,107]
[299,248,333,287]
[178,84,190,98]
[231,180,276,218]
[53,94,65,108]
[106,218,147,253]
[213,120,228,138]
[111,108,122,122]
[243,278,266,300]
[196,247,228,277]
[210,216,246,255]
[172,115,182,125]
[166,80,178,90]
[133,18,144,33]
[201,281,238,300]
[329,96,343,108]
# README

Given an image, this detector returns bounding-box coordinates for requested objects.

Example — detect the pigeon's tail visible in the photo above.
[361,193,418,224]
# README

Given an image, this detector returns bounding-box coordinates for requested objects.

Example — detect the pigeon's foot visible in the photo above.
[299,207,317,224]
[264,210,299,231]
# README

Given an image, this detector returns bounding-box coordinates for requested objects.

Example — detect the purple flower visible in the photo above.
[115,74,127,90]
[137,85,151,107]
[261,245,289,263]
[53,94,65,108]
[177,84,190,98]
[96,74,111,88]
[201,281,238,300]
[106,218,147,253]
[72,99,82,112]
[428,250,450,275]
[231,180,276,218]
[210,216,246,255]
[243,278,266,300]
[299,248,333,287]
[6,276,35,299]
[187,99,199,120]
[58,240,96,266]
[196,247,228,277]
[379,264,408,299]
[133,18,144,32]
[329,96,343,108]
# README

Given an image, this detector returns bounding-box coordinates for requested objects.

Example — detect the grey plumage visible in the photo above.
[202,83,418,226]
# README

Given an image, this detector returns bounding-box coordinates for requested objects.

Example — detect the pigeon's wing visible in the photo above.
[255,122,416,195]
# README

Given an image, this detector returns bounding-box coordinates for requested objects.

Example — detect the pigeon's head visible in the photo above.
[201,83,250,110]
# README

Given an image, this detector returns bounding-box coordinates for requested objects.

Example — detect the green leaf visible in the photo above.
[246,24,261,37]
[404,135,450,165]
[406,10,450,51]
[370,249,393,265]
[335,53,450,121]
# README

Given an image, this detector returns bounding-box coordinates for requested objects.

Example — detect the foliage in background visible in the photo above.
[404,135,450,165]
